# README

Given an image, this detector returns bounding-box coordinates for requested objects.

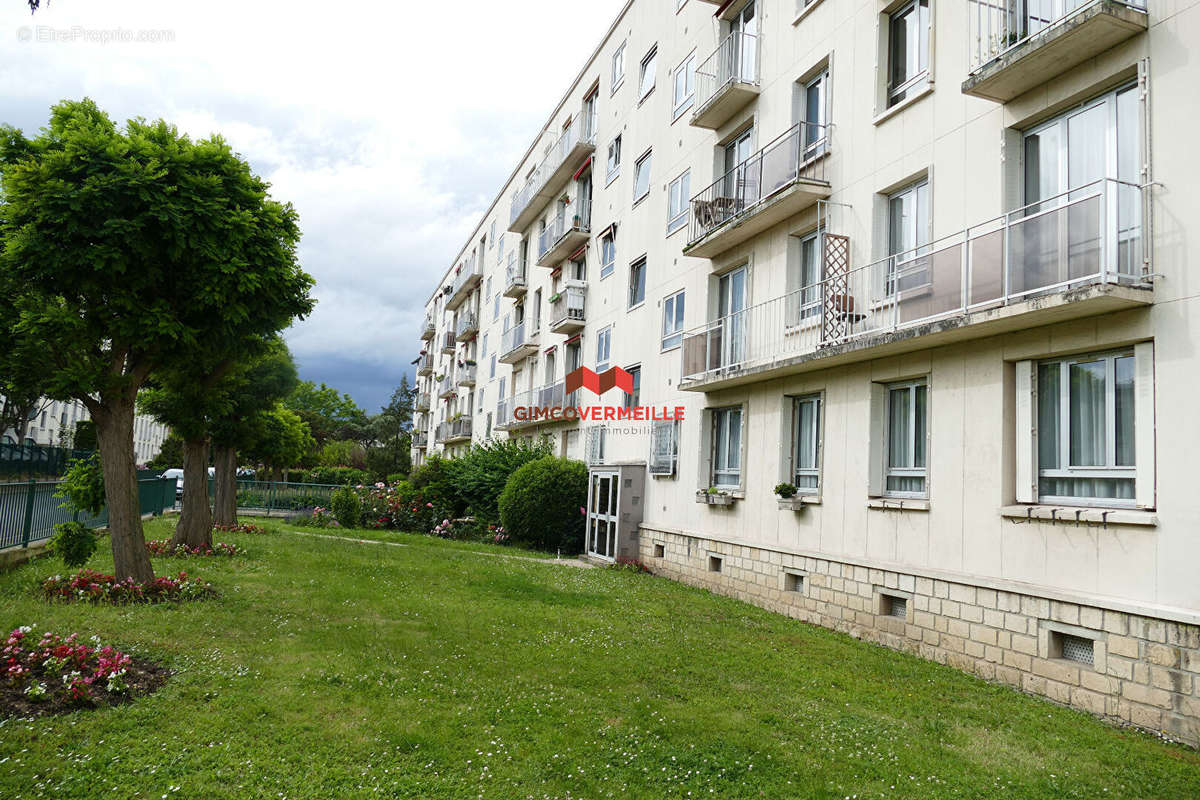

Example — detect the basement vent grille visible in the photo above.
[708,555,723,573]
[784,572,805,593]
[1059,633,1095,666]
[884,594,907,618]
[654,543,665,558]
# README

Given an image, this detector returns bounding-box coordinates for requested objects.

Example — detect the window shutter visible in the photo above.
[1134,341,1156,509]
[867,383,886,496]
[1014,360,1036,504]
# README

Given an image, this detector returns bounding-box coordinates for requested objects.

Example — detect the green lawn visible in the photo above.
[1,518,1197,799]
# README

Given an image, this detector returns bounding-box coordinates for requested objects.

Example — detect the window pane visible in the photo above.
[1038,363,1061,469]
[727,409,742,470]
[1115,355,1135,467]
[796,399,818,470]
[1069,360,1106,467]
[914,383,927,468]
[888,387,911,469]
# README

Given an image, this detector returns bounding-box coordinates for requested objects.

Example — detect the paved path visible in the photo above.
[281,528,596,569]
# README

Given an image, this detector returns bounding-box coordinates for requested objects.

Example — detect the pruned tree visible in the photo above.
[245,406,314,480]
[285,381,366,445]
[0,99,314,580]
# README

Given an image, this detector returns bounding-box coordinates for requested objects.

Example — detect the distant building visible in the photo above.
[1,396,170,466]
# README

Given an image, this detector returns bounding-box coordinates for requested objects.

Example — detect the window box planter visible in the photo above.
[696,489,736,506]
[777,496,816,511]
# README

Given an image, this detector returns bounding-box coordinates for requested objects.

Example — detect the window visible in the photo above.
[1037,351,1136,505]
[606,135,622,182]
[887,0,930,108]
[480,333,488,357]
[649,420,679,476]
[628,257,646,308]
[884,379,927,496]
[596,327,611,372]
[673,53,696,119]
[711,406,743,488]
[498,376,506,399]
[633,150,652,202]
[498,235,505,262]
[611,41,626,92]
[490,355,497,379]
[489,220,496,246]
[800,69,829,157]
[791,394,822,492]
[624,365,641,409]
[493,293,500,320]
[788,230,823,324]
[639,46,657,99]
[600,230,616,278]
[887,178,930,295]
[667,170,690,234]
[485,277,492,300]
[661,290,685,351]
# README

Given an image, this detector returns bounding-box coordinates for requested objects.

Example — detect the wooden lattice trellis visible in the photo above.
[820,233,852,344]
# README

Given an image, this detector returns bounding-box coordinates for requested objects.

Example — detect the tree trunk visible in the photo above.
[212,443,238,527]
[172,437,212,549]
[92,398,154,582]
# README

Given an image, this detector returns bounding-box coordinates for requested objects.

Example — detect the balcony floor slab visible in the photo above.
[684,177,831,261]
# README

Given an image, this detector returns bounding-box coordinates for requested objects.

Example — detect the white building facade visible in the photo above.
[2,396,170,466]
[412,0,1199,743]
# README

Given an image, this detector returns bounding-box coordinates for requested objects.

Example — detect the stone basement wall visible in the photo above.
[640,528,1200,746]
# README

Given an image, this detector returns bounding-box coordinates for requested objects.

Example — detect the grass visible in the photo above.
[0,517,1197,799]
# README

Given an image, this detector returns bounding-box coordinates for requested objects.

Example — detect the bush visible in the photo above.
[498,456,588,552]
[309,466,368,486]
[408,456,463,516]
[48,521,98,568]
[42,570,215,604]
[454,438,553,523]
[330,486,362,529]
[55,454,105,516]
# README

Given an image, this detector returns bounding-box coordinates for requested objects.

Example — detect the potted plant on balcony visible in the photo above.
[774,482,807,511]
[695,487,735,506]
[549,291,562,304]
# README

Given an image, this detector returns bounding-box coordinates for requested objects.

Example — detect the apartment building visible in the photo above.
[412,0,1200,743]
[2,396,170,466]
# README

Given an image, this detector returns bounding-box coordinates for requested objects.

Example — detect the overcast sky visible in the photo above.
[0,0,627,412]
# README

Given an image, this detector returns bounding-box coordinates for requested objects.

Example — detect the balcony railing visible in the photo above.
[536,211,591,267]
[509,110,597,232]
[447,259,482,310]
[682,178,1148,383]
[457,363,477,387]
[455,310,479,340]
[692,31,760,129]
[964,0,1148,101]
[436,373,457,399]
[504,252,527,297]
[420,316,435,340]
[416,352,434,375]
[549,285,586,333]
[687,122,830,253]
[499,321,538,362]
[415,392,431,413]
[448,417,472,442]
[412,431,428,449]
[440,331,457,354]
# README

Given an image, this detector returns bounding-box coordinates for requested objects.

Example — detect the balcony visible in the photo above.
[416,352,433,376]
[447,259,482,311]
[434,419,471,444]
[439,331,457,355]
[508,111,597,233]
[503,252,527,298]
[680,178,1152,391]
[964,0,1148,102]
[457,363,477,388]
[684,123,831,260]
[495,398,513,430]
[499,321,539,364]
[549,284,587,334]
[420,315,435,340]
[436,373,457,400]
[536,213,591,267]
[691,31,760,130]
[412,431,428,449]
[415,392,431,413]
[455,310,479,341]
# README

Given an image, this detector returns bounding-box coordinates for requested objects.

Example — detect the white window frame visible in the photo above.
[628,256,646,309]
[667,170,691,234]
[673,52,697,120]
[596,326,612,373]
[606,135,622,184]
[623,364,641,409]
[711,405,744,489]
[790,393,822,493]
[600,231,616,278]
[639,46,658,100]
[801,68,830,159]
[649,420,680,476]
[611,41,626,93]
[881,378,928,498]
[886,0,931,109]
[886,177,931,297]
[633,150,652,203]
[661,289,685,351]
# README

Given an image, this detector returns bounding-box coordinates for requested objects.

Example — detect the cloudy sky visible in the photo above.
[0,0,627,412]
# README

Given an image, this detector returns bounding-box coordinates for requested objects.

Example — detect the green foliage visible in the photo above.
[309,466,369,486]
[774,482,798,498]
[48,521,99,568]
[498,456,588,552]
[453,438,553,523]
[148,432,185,471]
[285,381,367,445]
[316,439,365,469]
[408,456,464,516]
[245,406,315,474]
[330,486,363,529]
[55,454,106,516]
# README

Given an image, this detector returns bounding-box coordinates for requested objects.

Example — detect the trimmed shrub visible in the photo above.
[330,486,362,529]
[498,456,588,552]
[454,438,553,523]
[408,456,463,516]
[309,466,368,486]
[48,521,98,568]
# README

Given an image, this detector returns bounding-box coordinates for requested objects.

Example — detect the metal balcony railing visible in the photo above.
[682,178,1147,382]
[420,316,435,340]
[440,331,457,354]
[537,210,591,264]
[416,352,434,374]
[504,252,527,295]
[688,122,830,246]
[436,373,457,399]
[450,417,472,441]
[694,31,760,114]
[412,431,428,448]
[967,0,1147,73]
[550,286,586,328]
[457,363,477,386]
[500,321,534,357]
[509,109,598,229]
[455,310,479,339]
[415,392,431,412]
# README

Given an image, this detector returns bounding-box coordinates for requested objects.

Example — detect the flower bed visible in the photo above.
[2,626,168,718]
[145,539,244,557]
[213,523,266,535]
[42,570,215,604]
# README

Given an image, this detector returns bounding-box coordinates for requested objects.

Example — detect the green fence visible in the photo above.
[235,480,342,516]
[0,443,95,479]
[0,477,176,551]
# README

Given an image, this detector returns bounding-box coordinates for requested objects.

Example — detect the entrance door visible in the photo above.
[587,471,619,560]
[717,266,747,368]
[730,1,758,83]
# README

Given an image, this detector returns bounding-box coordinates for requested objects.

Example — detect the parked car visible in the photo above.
[237,467,256,479]
[160,468,184,499]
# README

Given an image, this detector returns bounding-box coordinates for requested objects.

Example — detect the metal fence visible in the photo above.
[0,477,175,551]
[967,0,1148,73]
[234,480,343,515]
[0,443,95,479]
[694,30,760,115]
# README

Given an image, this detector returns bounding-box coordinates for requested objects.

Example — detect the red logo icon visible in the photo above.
[565,367,634,397]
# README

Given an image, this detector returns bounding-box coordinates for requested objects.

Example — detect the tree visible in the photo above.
[0,99,314,580]
[363,376,416,479]
[285,381,365,445]
[148,432,185,471]
[245,406,314,480]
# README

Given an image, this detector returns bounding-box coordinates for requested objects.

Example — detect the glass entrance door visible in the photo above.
[717,267,747,368]
[587,471,619,560]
